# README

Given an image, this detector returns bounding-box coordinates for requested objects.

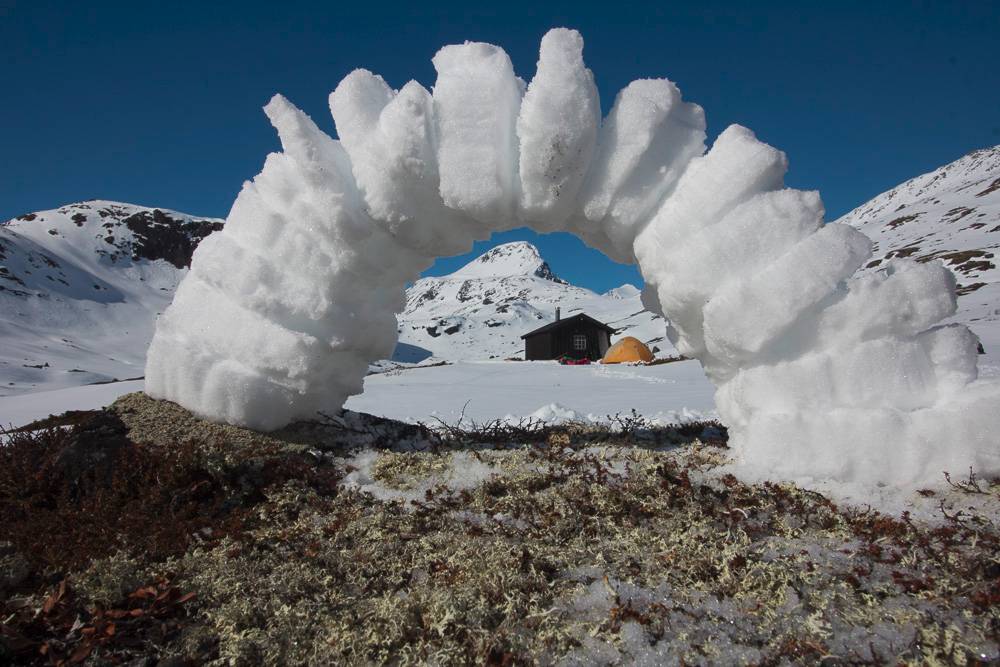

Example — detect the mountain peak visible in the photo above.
[604,284,641,299]
[451,242,565,282]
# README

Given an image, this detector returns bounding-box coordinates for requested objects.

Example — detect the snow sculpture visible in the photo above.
[145,28,999,487]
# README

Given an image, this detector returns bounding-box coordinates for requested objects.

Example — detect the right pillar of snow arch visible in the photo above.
[632,126,1000,487]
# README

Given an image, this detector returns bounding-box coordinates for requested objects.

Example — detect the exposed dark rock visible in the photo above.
[886,245,921,259]
[123,209,223,269]
[533,260,567,284]
[0,284,29,297]
[942,206,975,223]
[409,287,438,309]
[0,266,26,287]
[957,282,987,296]
[975,176,1000,197]
[921,249,995,274]
[886,214,920,229]
[456,281,474,302]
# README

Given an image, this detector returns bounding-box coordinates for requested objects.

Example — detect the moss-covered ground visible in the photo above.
[1,393,997,665]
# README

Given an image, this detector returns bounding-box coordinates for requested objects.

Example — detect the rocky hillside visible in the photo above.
[836,145,1000,358]
[398,242,672,362]
[0,201,223,396]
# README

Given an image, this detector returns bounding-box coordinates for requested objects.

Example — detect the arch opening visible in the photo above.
[144,28,999,487]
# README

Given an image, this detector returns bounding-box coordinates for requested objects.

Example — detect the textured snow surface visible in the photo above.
[0,362,713,431]
[0,379,145,429]
[144,29,999,488]
[0,201,222,396]
[344,360,716,427]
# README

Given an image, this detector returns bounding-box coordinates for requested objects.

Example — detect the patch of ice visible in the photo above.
[338,450,499,506]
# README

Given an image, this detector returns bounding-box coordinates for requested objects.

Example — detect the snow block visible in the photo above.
[810,258,958,349]
[703,223,872,364]
[517,28,600,228]
[432,42,523,226]
[575,78,706,262]
[331,73,479,256]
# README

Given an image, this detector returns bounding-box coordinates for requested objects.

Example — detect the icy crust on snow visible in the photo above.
[145,28,1000,487]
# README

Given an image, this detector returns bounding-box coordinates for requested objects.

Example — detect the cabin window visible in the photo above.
[572,334,587,351]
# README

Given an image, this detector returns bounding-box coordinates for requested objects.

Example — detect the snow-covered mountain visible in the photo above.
[0,201,222,397]
[836,145,1000,361]
[5,142,999,400]
[0,205,668,397]
[397,241,672,362]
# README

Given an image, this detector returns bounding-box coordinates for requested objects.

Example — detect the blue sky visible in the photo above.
[3,1,998,292]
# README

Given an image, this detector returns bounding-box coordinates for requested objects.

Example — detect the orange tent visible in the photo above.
[602,336,654,364]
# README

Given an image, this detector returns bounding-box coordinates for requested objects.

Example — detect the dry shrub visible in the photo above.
[0,415,238,572]
[2,575,201,665]
[426,409,727,450]
[0,411,342,573]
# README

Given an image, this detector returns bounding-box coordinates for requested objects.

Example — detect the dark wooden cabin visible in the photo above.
[521,310,614,361]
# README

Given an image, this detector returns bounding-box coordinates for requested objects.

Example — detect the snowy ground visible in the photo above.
[0,379,145,429]
[345,359,715,426]
[0,361,715,431]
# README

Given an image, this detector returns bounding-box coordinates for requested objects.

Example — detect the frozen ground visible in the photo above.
[0,361,714,432]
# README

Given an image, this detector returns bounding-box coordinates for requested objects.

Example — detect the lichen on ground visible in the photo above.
[1,392,998,665]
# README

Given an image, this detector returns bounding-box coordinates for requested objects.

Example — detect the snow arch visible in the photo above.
[145,29,999,486]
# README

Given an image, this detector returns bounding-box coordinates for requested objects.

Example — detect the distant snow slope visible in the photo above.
[0,201,222,396]
[398,241,673,361]
[837,145,1000,368]
[0,207,667,397]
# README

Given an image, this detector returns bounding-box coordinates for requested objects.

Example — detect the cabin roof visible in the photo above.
[520,313,615,339]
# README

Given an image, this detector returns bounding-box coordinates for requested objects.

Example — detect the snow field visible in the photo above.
[343,360,717,427]
[0,362,714,432]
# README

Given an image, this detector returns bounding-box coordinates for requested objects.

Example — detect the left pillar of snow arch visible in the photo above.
[144,95,427,430]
